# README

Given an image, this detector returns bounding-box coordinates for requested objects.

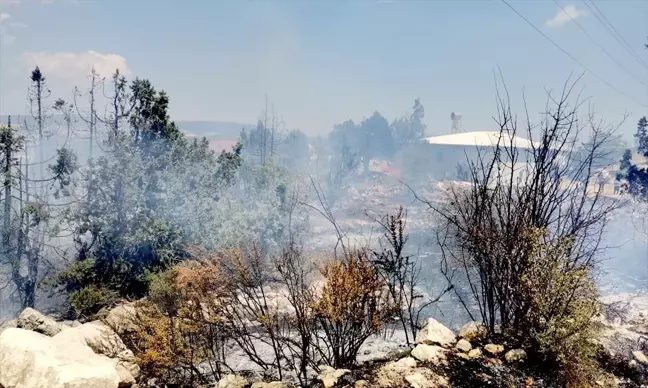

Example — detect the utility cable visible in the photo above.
[500,0,647,108]
[551,0,647,88]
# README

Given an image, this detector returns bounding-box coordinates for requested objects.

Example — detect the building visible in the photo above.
[422,130,540,182]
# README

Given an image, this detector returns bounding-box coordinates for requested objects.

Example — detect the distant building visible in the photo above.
[424,130,538,149]
[423,130,540,182]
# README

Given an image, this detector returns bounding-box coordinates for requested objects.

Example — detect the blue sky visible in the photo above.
[0,0,646,138]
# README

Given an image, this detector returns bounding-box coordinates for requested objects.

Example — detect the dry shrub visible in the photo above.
[124,243,403,385]
[122,267,230,387]
[313,250,398,368]
[370,206,452,347]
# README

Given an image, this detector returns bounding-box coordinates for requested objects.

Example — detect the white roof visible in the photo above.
[424,131,538,150]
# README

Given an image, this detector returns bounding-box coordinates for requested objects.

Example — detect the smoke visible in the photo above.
[599,201,648,295]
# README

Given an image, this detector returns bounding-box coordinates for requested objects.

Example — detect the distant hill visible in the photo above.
[0,115,250,142]
[176,121,252,141]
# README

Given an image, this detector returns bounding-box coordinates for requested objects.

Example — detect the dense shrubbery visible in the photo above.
[119,221,420,386]
[38,73,244,318]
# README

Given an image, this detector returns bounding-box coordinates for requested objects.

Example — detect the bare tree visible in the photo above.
[74,67,102,201]
[368,206,452,347]
[414,74,624,340]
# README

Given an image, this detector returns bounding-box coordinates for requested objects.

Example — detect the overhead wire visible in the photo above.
[500,0,648,108]
[550,0,647,88]
[582,0,648,72]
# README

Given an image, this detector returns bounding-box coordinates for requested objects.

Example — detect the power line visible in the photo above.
[551,0,647,88]
[582,0,648,72]
[500,0,647,108]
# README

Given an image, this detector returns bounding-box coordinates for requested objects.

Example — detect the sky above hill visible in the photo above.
[0,0,646,138]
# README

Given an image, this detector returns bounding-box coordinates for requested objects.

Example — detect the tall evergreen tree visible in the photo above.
[635,116,648,157]
[57,71,243,315]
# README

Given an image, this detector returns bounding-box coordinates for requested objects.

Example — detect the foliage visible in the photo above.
[313,250,397,368]
[518,228,602,387]
[124,233,407,385]
[52,72,244,314]
[391,98,426,149]
[324,126,361,205]
[121,266,229,387]
[635,116,648,158]
[49,147,78,191]
[329,112,396,176]
[211,159,306,256]
[280,129,311,169]
[69,284,120,320]
[617,148,632,180]
[0,67,80,310]
[625,117,648,199]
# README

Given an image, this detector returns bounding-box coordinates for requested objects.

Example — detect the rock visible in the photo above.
[0,327,120,388]
[104,303,139,336]
[317,365,351,388]
[395,357,417,369]
[487,357,503,366]
[404,371,449,388]
[377,357,416,387]
[376,357,418,387]
[53,321,140,385]
[53,321,134,361]
[415,318,456,348]
[455,339,472,352]
[17,307,67,336]
[467,348,482,359]
[115,360,140,382]
[115,363,136,388]
[251,382,296,388]
[484,344,504,356]
[632,350,648,365]
[50,321,139,386]
[459,322,486,342]
[405,372,428,388]
[382,357,418,373]
[504,349,527,363]
[354,381,369,388]
[217,374,249,388]
[410,344,448,364]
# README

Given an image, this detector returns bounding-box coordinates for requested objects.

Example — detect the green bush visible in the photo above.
[515,228,602,387]
[69,284,120,319]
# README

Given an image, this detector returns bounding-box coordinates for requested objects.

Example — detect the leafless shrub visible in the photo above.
[412,74,624,386]
[368,206,452,346]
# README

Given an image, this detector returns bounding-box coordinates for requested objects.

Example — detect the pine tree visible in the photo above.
[634,116,648,158]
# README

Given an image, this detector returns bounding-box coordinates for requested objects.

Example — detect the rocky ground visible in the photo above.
[2,297,648,388]
[1,178,647,387]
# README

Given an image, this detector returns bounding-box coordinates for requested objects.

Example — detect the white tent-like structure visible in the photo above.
[424,131,539,150]
[421,131,546,183]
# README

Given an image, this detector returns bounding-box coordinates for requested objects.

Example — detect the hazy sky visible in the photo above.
[0,0,646,137]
